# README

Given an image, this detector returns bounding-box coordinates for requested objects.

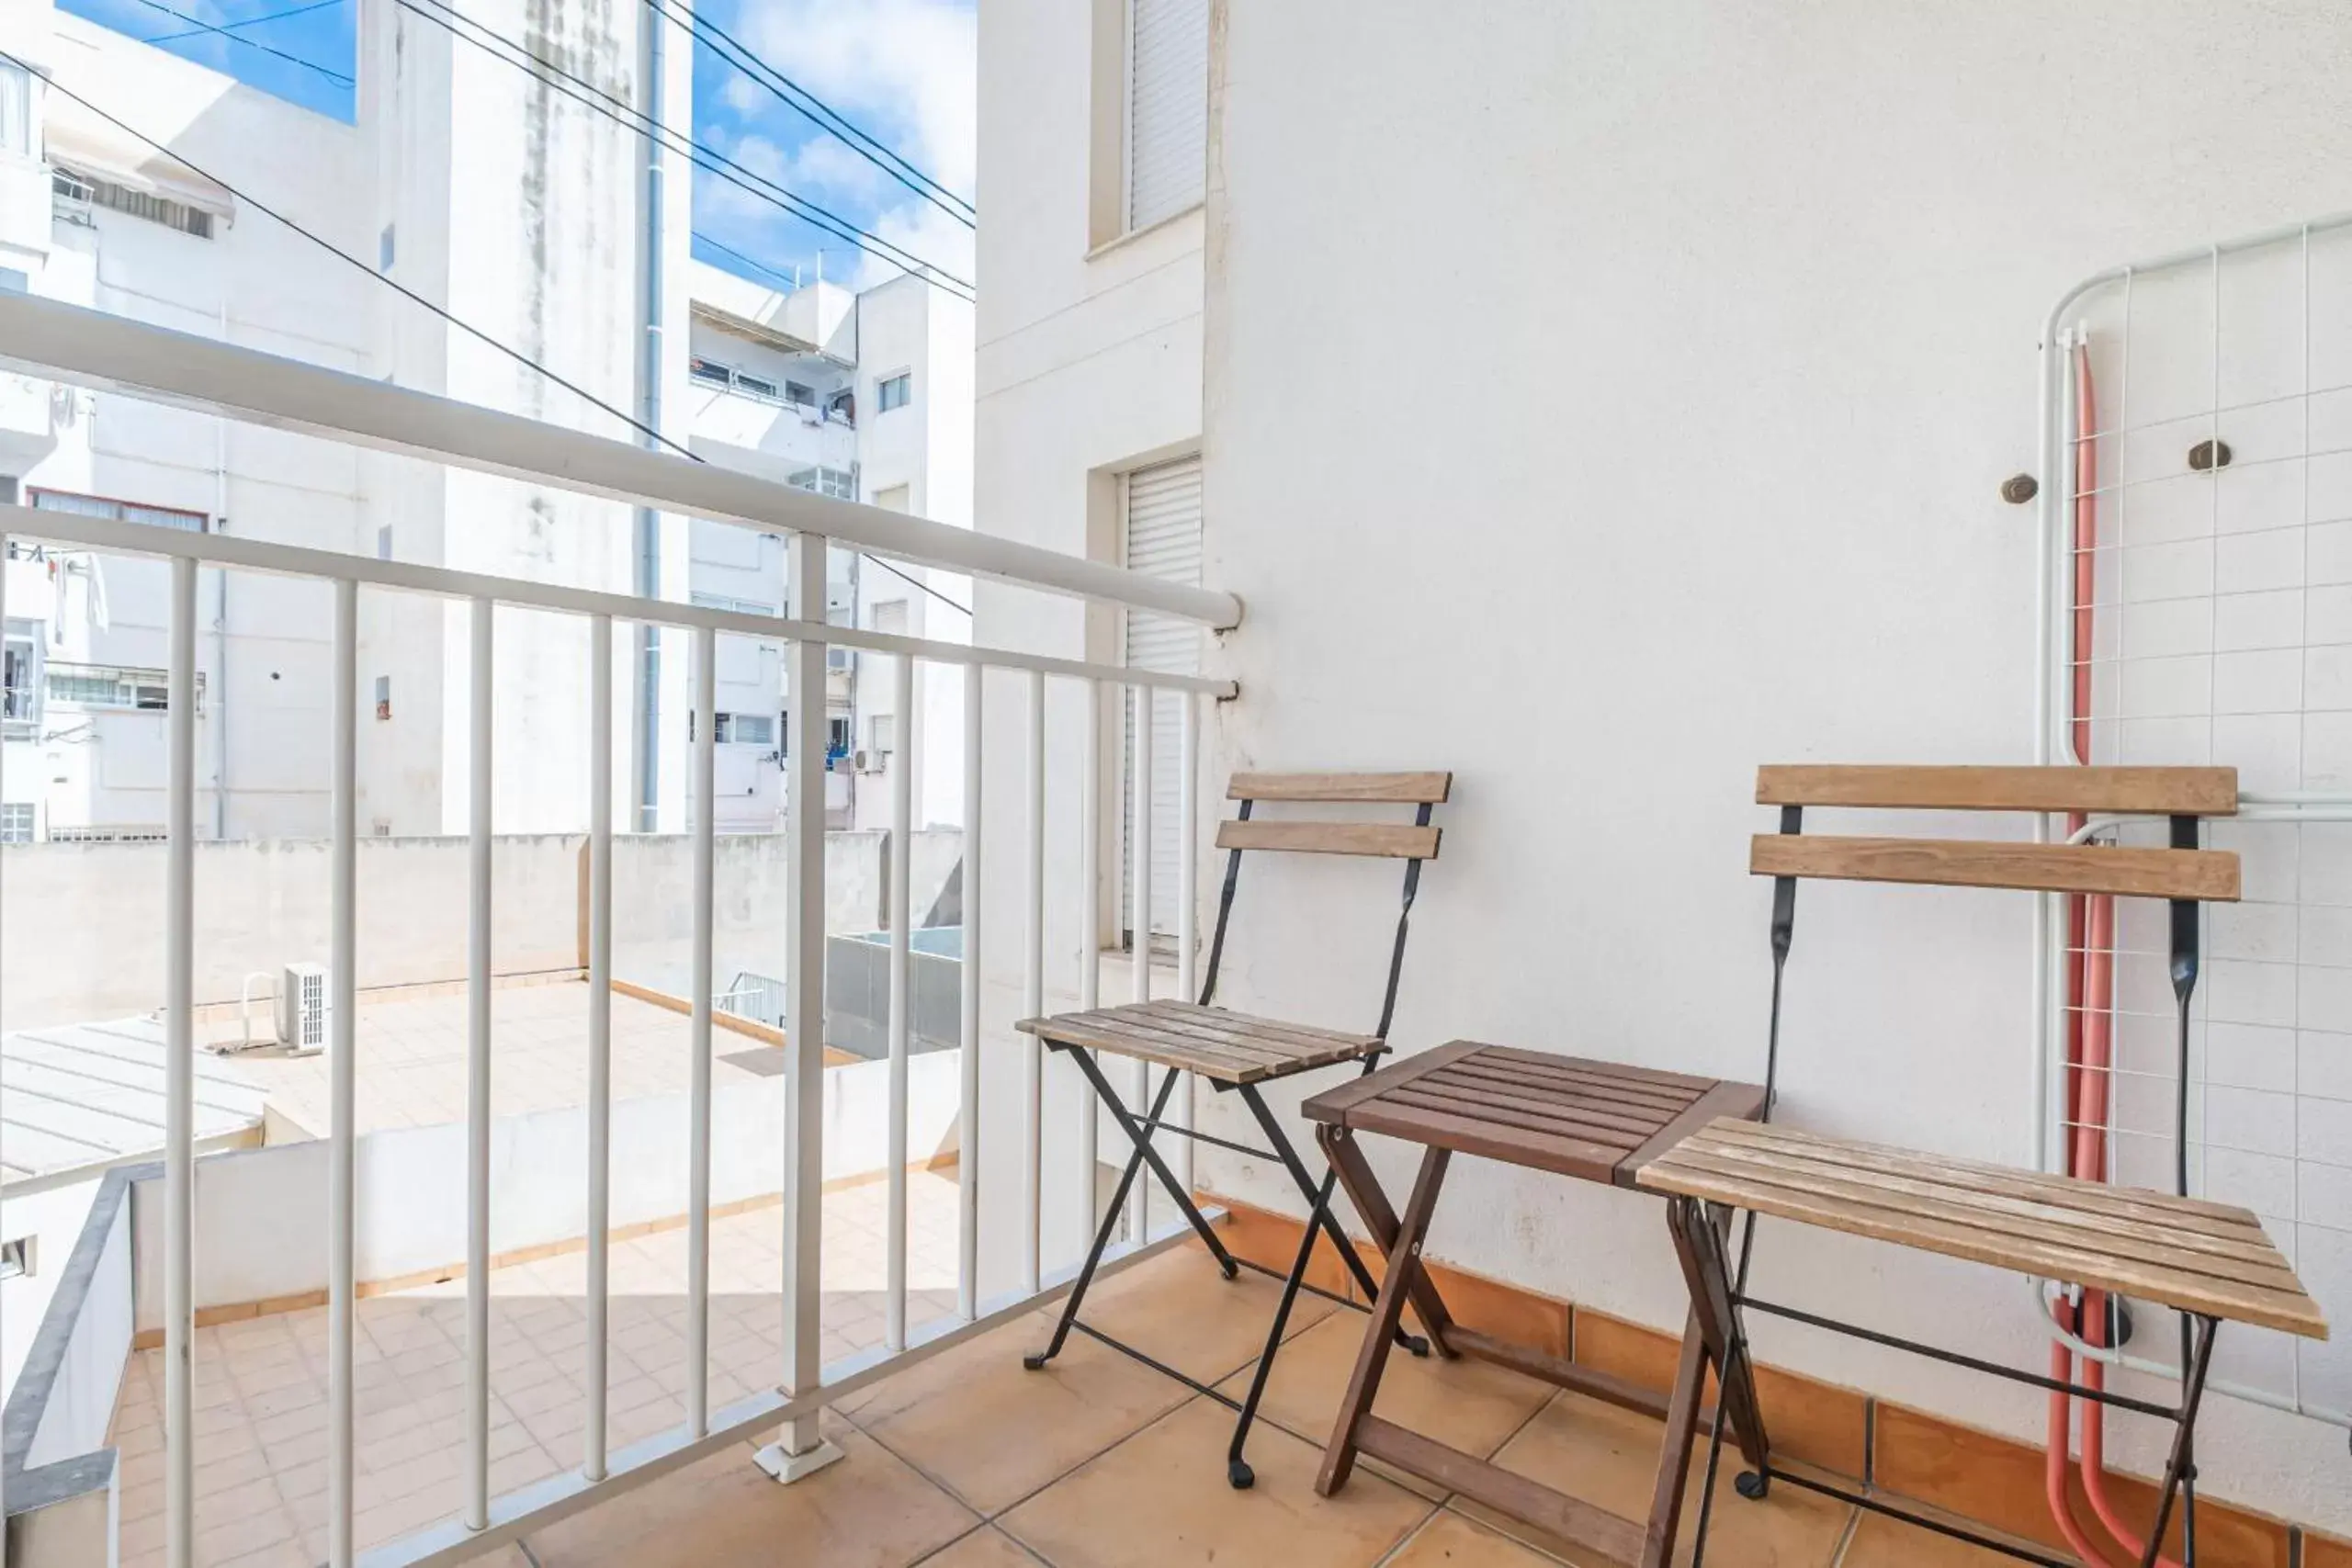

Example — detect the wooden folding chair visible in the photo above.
[1636,765,2329,1568]
[1015,770,1452,1489]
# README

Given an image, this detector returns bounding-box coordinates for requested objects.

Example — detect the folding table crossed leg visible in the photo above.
[1018,1007,1429,1488]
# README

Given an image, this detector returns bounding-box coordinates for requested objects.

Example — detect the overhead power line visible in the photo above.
[391,0,974,300]
[637,0,975,230]
[143,0,346,48]
[5,51,975,618]
[127,0,354,85]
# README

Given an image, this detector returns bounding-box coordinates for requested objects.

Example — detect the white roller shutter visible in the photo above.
[1125,0,1208,231]
[1121,456,1202,943]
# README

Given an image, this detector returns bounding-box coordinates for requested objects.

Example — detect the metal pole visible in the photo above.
[687,623,716,1435]
[1174,690,1198,1196]
[585,613,613,1479]
[887,650,914,1350]
[465,595,493,1532]
[327,578,357,1568]
[164,555,197,1568]
[1126,683,1151,1244]
[1023,669,1045,1294]
[956,662,982,1321]
[1077,678,1099,1229]
[756,530,838,1481]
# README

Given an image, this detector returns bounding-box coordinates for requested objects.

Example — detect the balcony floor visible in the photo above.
[111,1232,1997,1568]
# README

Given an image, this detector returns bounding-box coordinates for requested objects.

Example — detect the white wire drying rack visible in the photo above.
[2033,211,2352,1433]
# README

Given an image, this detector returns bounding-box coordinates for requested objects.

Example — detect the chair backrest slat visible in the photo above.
[1228,771,1453,804]
[1750,833,2240,901]
[1756,764,2236,817]
[1217,819,1442,860]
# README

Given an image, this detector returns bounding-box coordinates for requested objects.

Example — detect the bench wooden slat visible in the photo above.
[1015,1001,1382,1085]
[1228,770,1453,804]
[1637,1124,2327,1339]
[1756,764,2238,817]
[1657,1145,2302,1292]
[1216,819,1442,859]
[1705,1120,2259,1232]
[1749,834,2240,901]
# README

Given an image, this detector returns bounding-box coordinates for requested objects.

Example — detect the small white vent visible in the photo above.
[277,963,328,1054]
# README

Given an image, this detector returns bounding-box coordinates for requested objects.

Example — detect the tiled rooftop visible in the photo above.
[113,1232,1997,1568]
[200,980,790,1136]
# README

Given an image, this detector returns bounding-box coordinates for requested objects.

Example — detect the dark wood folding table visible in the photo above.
[1302,1041,1766,1568]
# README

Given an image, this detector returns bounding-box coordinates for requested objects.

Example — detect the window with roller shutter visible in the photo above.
[1120,455,1202,943]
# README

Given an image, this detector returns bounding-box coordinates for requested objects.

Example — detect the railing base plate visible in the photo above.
[752,1437,847,1485]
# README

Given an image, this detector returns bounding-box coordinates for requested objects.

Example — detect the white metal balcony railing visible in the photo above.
[0,290,1241,1568]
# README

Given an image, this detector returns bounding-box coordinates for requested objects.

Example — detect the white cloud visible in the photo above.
[726,0,977,199]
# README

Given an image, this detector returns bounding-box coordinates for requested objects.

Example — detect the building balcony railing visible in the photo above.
[0,288,1239,1568]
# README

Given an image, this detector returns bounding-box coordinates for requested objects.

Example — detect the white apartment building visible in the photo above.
[684,260,975,835]
[0,0,972,846]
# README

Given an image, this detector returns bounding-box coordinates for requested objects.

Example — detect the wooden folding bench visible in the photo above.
[1015,770,1452,1489]
[1635,765,2330,1568]
[1304,1046,1766,1566]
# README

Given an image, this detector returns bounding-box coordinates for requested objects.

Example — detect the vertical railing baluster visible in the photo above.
[1023,669,1045,1294]
[1174,689,1198,1196]
[585,613,612,1480]
[465,595,493,1532]
[764,530,830,1474]
[1077,679,1099,1228]
[164,555,197,1568]
[687,624,716,1436]
[886,649,914,1350]
[1127,683,1151,1244]
[956,661,982,1321]
[328,579,358,1568]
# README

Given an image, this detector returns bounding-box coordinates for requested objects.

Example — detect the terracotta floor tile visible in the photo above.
[1211,1311,1554,1498]
[1385,1509,1577,1565]
[1838,1506,2029,1565]
[839,1308,1189,1514]
[999,1398,1434,1568]
[1472,1392,1852,1568]
[525,1417,977,1568]
[1075,1241,1340,1385]
[913,1525,1047,1566]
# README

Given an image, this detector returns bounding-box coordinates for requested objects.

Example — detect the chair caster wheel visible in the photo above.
[1228,1460,1255,1490]
[1023,1353,1048,1371]
[1401,1334,1430,1359]
[1735,1471,1770,1501]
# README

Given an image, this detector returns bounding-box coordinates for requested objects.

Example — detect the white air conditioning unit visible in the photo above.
[277,963,329,1054]
[854,749,876,773]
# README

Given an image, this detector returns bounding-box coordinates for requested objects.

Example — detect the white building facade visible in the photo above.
[0,0,973,847]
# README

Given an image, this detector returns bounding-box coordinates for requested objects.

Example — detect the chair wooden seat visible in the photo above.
[1637,1119,2327,1340]
[1304,1041,1765,1190]
[1015,999,1383,1086]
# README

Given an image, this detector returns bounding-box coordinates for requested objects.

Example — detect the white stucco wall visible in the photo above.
[970,0,1209,1304]
[1186,0,2352,1532]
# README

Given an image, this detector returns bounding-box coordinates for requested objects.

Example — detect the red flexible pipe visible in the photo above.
[2058,339,2180,1568]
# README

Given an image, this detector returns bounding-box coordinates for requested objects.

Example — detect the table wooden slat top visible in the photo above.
[1014,999,1384,1085]
[1302,1041,1767,1189]
[1637,1120,2330,1340]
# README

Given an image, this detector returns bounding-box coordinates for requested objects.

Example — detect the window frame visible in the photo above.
[876,372,912,413]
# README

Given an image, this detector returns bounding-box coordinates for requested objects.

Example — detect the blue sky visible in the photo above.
[54,0,976,296]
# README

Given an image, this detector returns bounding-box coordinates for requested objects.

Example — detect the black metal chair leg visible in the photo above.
[1069,1048,1239,1276]
[1224,1167,1340,1490]
[2139,1316,2220,1568]
[1236,1082,1427,1358]
[1025,1066,1184,1370]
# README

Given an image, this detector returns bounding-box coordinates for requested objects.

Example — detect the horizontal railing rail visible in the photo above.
[0,291,1243,629]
